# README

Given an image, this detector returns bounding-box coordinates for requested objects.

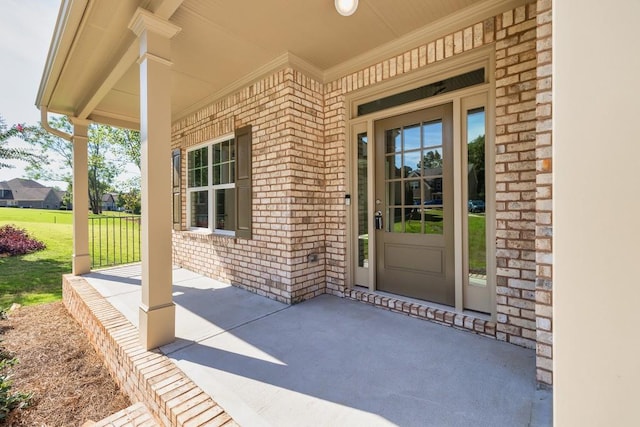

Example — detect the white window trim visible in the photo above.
[186,133,236,236]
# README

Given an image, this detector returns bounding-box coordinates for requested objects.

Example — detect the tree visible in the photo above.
[116,176,141,214]
[418,150,443,170]
[468,134,485,198]
[25,116,140,214]
[0,116,41,169]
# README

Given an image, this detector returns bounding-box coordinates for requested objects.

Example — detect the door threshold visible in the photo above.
[347,286,495,338]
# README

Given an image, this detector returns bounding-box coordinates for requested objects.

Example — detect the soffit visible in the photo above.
[42,0,519,128]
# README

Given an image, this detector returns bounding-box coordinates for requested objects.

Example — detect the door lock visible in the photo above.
[374,210,383,230]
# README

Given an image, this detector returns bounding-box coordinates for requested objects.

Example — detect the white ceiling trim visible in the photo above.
[35,0,90,109]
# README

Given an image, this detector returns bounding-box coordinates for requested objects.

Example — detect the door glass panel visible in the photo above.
[421,148,444,176]
[385,155,401,179]
[424,207,444,234]
[386,129,401,153]
[383,120,448,235]
[404,207,421,233]
[404,150,421,175]
[357,132,369,268]
[388,208,402,232]
[423,120,443,147]
[404,124,421,150]
[467,107,487,284]
[387,181,403,206]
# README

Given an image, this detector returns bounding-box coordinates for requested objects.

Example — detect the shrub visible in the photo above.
[0,356,31,421]
[0,225,46,256]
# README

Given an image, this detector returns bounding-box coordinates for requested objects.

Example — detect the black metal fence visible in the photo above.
[89,215,141,268]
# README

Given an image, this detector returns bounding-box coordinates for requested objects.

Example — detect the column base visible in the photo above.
[72,253,91,275]
[139,303,175,350]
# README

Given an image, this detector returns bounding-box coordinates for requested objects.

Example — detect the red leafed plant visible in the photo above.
[0,225,46,256]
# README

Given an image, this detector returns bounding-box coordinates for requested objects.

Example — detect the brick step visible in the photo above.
[82,402,159,427]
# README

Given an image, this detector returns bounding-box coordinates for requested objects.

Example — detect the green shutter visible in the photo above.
[172,148,182,230]
[235,125,252,239]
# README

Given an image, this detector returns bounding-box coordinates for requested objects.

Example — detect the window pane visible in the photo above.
[357,68,485,116]
[385,155,401,179]
[188,151,194,169]
[423,207,444,235]
[357,132,368,268]
[424,177,443,204]
[385,129,401,153]
[404,124,421,151]
[221,163,230,184]
[214,144,221,164]
[467,107,486,279]
[421,148,444,176]
[404,150,421,175]
[404,208,421,233]
[222,140,230,162]
[387,181,403,206]
[388,208,402,233]
[213,165,221,185]
[406,179,420,205]
[190,190,208,228]
[423,120,443,148]
[215,188,235,230]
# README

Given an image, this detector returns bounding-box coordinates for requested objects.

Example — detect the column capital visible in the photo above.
[128,8,181,39]
[69,117,91,128]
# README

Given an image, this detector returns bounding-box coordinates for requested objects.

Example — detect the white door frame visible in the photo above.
[345,48,496,319]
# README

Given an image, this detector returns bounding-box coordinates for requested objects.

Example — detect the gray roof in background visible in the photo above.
[0,179,62,203]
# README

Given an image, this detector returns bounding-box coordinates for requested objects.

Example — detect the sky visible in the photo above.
[0,0,62,186]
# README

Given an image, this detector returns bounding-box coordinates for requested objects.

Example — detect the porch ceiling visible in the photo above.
[37,0,520,129]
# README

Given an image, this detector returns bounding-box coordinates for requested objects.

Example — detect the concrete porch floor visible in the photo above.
[83,264,551,427]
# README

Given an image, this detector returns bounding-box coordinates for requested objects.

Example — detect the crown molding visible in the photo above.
[128,7,181,38]
[174,51,324,123]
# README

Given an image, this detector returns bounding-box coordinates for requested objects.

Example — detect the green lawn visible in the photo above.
[0,208,140,307]
[0,209,73,306]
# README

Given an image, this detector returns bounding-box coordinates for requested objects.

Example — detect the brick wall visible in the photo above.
[493,4,539,349]
[535,0,553,386]
[172,69,326,304]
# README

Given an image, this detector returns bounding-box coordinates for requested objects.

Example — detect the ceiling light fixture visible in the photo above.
[335,0,359,16]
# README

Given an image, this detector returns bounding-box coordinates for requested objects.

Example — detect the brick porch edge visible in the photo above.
[62,274,237,427]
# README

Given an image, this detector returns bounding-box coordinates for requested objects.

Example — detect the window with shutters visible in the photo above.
[185,126,252,238]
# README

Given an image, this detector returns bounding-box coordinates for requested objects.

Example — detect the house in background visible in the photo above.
[0,178,64,209]
[34,0,640,424]
[101,192,120,211]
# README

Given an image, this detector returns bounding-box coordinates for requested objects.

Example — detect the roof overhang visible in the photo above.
[36,0,527,130]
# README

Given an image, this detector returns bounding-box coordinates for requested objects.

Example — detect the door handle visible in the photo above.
[374,210,383,230]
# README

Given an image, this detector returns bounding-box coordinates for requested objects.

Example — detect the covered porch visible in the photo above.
[67,263,551,426]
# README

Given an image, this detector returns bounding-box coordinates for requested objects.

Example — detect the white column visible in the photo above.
[129,8,181,350]
[554,0,640,425]
[70,118,91,275]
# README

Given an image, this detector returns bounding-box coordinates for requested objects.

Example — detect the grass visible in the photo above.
[468,213,486,274]
[0,209,72,307]
[89,216,141,268]
[0,208,140,307]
